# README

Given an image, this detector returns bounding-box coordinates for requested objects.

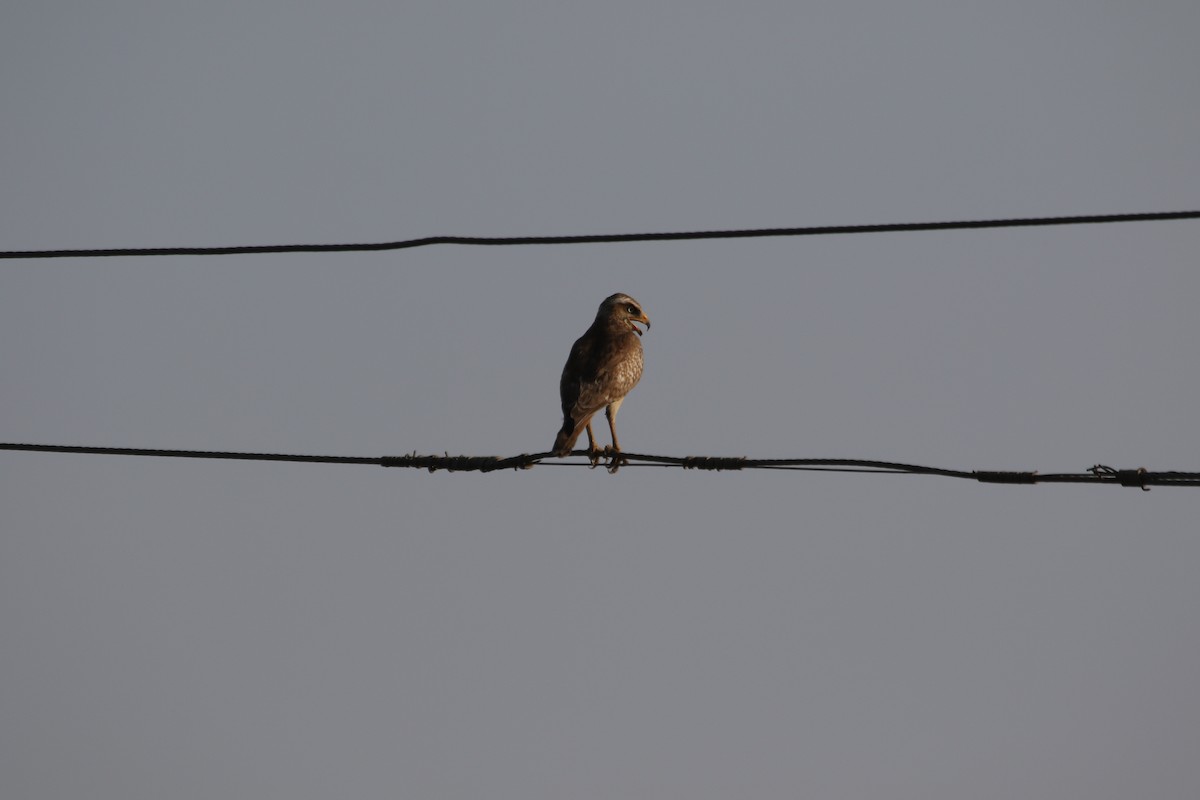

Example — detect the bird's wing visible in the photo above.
[559,332,596,419]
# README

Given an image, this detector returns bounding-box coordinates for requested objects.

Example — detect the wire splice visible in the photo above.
[974,471,1040,484]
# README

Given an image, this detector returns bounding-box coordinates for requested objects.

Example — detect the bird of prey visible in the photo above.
[553,293,651,467]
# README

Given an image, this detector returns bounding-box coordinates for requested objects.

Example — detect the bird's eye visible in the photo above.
[627,305,639,316]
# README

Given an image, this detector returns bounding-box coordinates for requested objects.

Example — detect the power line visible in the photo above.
[2,210,1197,260]
[1,443,379,465]
[3,443,1194,489]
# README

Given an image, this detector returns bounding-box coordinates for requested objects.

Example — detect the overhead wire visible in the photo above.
[5,210,1197,488]
[1,210,1197,260]
[2,443,1195,489]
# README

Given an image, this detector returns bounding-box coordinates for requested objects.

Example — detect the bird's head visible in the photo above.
[598,293,651,336]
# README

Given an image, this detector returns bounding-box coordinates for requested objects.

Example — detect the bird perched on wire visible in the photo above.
[553,293,651,469]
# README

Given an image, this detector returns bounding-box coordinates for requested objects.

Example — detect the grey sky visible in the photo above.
[3,2,1199,798]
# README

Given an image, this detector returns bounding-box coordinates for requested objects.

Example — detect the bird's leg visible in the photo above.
[605,405,626,473]
[605,404,623,455]
[585,421,602,468]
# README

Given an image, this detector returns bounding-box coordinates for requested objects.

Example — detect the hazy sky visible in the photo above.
[3,2,1199,798]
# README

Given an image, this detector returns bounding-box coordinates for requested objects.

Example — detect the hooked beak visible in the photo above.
[631,313,651,336]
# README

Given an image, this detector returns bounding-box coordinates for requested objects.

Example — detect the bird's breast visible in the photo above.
[613,347,644,391]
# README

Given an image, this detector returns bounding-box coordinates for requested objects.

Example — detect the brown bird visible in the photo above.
[553,293,651,462]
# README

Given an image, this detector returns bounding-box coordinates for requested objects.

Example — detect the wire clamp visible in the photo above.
[1090,464,1151,491]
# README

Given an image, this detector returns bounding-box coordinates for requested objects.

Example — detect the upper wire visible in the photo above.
[2,210,1197,260]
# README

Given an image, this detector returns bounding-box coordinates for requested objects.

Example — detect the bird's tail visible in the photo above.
[553,423,579,457]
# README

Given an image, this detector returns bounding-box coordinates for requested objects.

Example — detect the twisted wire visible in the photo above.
[3,443,1196,489]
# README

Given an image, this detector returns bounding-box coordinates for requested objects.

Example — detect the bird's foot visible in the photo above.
[586,447,604,469]
[603,446,626,474]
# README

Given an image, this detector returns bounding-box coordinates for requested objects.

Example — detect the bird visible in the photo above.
[553,293,651,466]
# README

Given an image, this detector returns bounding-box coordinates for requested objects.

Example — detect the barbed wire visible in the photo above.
[2,210,1197,260]
[3,443,1195,489]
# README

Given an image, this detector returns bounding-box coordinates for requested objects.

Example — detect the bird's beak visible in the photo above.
[632,313,651,336]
